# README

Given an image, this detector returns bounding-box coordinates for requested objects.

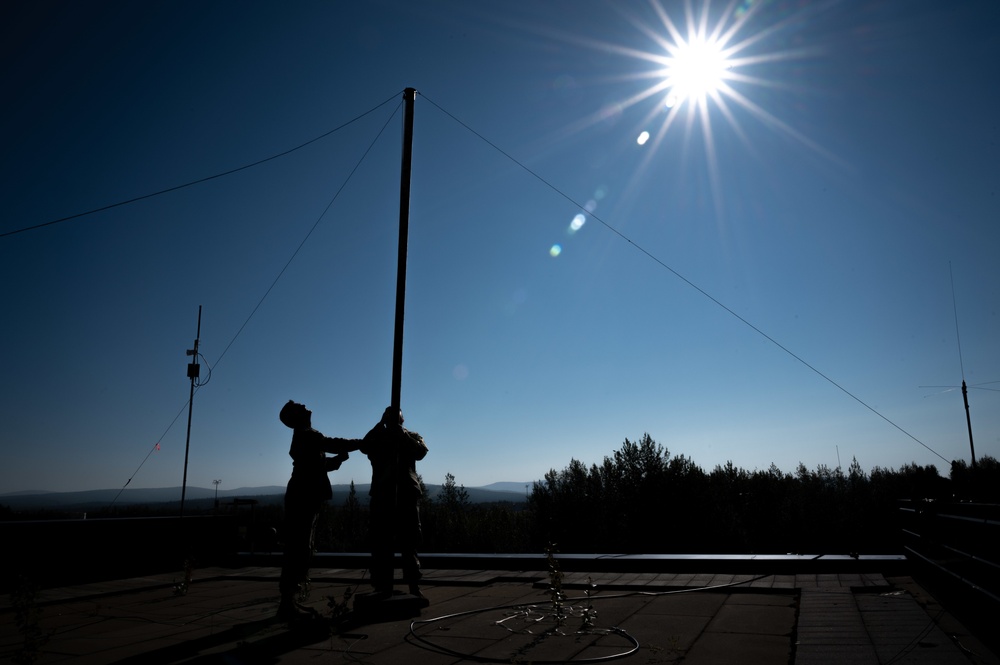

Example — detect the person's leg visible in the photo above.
[399,500,424,597]
[279,495,319,618]
[368,496,394,593]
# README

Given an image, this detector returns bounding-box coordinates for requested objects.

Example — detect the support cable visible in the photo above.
[104,98,403,503]
[1,90,403,239]
[420,92,949,465]
[108,402,189,507]
[210,99,402,369]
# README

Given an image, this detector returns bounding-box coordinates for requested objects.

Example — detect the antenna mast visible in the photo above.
[961,380,976,468]
[391,88,416,412]
[950,265,976,468]
[181,305,202,516]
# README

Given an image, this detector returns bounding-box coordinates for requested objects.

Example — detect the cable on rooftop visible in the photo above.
[408,574,772,663]
[409,600,639,663]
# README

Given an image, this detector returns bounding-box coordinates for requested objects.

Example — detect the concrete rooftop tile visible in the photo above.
[2,565,995,665]
[707,602,796,636]
[685,632,792,665]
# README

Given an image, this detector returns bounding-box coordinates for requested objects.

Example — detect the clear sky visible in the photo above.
[2,0,997,494]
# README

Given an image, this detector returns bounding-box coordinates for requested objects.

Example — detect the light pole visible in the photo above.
[213,479,222,509]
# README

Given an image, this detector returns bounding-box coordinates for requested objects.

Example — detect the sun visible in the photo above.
[522,0,833,220]
[577,0,833,218]
[663,32,731,109]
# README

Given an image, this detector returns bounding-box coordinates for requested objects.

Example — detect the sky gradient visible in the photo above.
[2,0,997,494]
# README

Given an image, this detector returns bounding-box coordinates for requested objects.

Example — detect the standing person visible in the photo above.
[277,400,361,622]
[360,406,429,600]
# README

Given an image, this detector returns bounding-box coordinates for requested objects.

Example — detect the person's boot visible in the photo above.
[276,596,317,623]
[409,584,429,606]
[369,581,393,599]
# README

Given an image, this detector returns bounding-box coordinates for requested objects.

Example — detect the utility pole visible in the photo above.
[180,305,202,517]
[391,88,416,413]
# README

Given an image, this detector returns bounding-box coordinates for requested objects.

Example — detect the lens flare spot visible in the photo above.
[549,244,562,257]
[637,131,650,145]
[452,364,469,381]
[569,214,586,233]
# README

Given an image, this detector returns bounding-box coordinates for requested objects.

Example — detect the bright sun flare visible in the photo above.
[561,0,833,218]
[664,34,730,108]
[540,0,831,219]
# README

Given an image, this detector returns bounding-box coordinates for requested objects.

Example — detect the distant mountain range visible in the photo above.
[0,481,535,512]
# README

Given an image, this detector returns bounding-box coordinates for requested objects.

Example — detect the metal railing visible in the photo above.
[899,499,1000,606]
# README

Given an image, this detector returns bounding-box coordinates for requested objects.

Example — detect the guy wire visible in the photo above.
[420,91,949,465]
[1,90,404,239]
[106,97,403,497]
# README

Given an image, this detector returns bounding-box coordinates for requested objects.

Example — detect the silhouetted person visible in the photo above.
[360,406,428,599]
[277,400,361,622]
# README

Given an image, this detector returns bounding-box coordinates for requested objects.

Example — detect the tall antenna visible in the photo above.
[391,88,416,413]
[950,263,967,381]
[919,265,995,469]
[949,264,977,468]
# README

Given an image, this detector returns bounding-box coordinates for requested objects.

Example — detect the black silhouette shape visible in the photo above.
[277,400,360,622]
[359,406,429,600]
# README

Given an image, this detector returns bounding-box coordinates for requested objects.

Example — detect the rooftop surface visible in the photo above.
[3,563,998,664]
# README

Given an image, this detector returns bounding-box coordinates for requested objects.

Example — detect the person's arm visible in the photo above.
[322,436,362,455]
[402,430,428,461]
[325,452,349,471]
[358,419,387,456]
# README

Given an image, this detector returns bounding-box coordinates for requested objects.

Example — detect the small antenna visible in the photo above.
[920,265,995,470]
[949,264,976,468]
[950,262,966,381]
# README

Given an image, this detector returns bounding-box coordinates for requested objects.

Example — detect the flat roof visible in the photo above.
[2,563,995,664]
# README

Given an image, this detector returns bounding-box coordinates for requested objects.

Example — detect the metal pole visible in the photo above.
[391,88,416,412]
[180,305,202,517]
[961,380,977,468]
[949,264,976,469]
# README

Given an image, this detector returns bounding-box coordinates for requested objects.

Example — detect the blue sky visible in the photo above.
[2,0,997,494]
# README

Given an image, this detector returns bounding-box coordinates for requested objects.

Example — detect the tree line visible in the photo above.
[528,435,985,554]
[5,435,996,555]
[307,435,998,555]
